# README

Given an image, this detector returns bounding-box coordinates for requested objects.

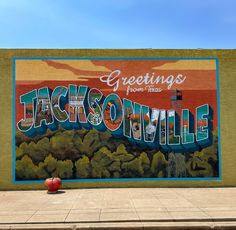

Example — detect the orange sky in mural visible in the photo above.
[16,59,217,90]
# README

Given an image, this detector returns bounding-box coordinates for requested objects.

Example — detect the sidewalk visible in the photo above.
[0,187,235,229]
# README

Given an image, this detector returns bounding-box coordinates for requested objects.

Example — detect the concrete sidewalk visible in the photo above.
[0,188,235,229]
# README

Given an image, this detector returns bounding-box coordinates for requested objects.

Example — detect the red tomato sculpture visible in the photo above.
[44,177,62,193]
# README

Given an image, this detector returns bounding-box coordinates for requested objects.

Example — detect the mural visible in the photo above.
[14,58,220,181]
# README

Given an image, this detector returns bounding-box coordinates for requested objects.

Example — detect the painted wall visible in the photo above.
[0,49,235,190]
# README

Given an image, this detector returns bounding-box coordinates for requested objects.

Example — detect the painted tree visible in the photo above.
[75,156,91,178]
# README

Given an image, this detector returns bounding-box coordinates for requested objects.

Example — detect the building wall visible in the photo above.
[0,49,235,190]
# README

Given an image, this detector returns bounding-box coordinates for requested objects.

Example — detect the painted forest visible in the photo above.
[15,128,219,180]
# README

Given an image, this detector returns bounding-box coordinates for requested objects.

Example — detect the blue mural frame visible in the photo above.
[12,56,222,184]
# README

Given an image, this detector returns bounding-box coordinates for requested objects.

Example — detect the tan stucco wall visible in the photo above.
[0,49,235,190]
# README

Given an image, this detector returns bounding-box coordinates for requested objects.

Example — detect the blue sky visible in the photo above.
[0,0,235,48]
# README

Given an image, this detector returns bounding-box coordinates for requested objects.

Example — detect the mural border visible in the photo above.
[12,56,222,184]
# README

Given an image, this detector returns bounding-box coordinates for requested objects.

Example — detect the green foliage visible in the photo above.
[18,142,28,155]
[186,153,213,177]
[56,160,73,178]
[186,131,218,177]
[15,128,219,180]
[139,152,150,171]
[50,130,81,161]
[79,129,112,157]
[38,154,73,179]
[75,156,91,178]
[112,144,134,162]
[18,137,50,164]
[91,147,113,178]
[16,155,39,180]
[108,160,121,173]
[122,157,144,177]
[16,146,24,160]
[121,152,151,178]
[38,154,57,178]
[151,152,168,177]
[73,133,83,152]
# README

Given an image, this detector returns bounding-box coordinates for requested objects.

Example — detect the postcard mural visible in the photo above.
[14,58,220,181]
